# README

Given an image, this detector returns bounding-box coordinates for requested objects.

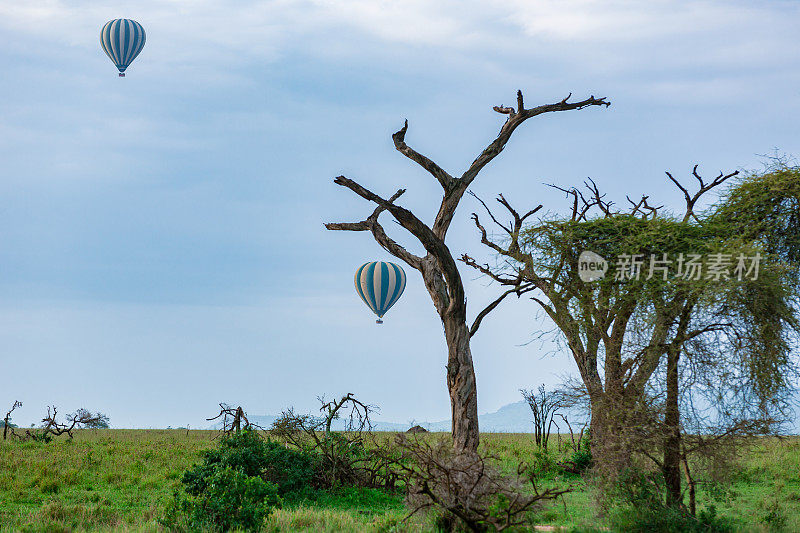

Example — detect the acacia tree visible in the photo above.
[659,164,800,509]
[460,171,741,469]
[599,165,800,507]
[325,90,610,454]
[463,165,800,504]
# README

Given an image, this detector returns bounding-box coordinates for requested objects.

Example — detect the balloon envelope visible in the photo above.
[354,261,406,322]
[100,19,146,77]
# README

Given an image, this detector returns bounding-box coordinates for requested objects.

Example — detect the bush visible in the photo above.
[271,409,404,490]
[606,468,733,533]
[530,448,559,478]
[182,430,317,497]
[759,497,788,531]
[399,435,568,532]
[559,437,592,475]
[162,429,317,531]
[162,467,280,532]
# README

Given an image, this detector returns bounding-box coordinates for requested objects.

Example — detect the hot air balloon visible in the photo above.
[354,261,406,324]
[100,19,146,77]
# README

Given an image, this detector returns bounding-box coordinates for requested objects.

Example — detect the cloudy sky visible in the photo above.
[1,1,798,428]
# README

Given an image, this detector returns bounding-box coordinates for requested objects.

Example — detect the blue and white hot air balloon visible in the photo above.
[354,261,406,324]
[100,19,146,77]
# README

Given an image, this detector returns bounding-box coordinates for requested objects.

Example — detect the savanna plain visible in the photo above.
[1,429,798,532]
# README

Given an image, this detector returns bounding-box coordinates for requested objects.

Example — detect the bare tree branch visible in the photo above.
[2,401,22,440]
[392,120,456,190]
[469,191,512,234]
[462,93,610,187]
[460,254,519,286]
[324,90,610,455]
[667,165,739,223]
[469,284,534,338]
[326,188,424,269]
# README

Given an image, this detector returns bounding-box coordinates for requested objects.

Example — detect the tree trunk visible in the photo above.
[325,92,610,458]
[444,315,480,454]
[590,394,628,472]
[663,345,682,506]
[681,448,696,516]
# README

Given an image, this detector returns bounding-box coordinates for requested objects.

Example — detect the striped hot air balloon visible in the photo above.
[354,261,406,324]
[100,19,146,77]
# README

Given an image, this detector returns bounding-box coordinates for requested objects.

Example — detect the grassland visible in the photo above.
[1,429,798,532]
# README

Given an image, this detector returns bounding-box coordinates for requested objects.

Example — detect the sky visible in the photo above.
[1,1,799,429]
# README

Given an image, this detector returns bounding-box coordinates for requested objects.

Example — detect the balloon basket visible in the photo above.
[119,73,125,77]
[376,319,383,324]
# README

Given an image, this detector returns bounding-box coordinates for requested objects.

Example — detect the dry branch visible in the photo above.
[2,401,22,440]
[325,90,609,454]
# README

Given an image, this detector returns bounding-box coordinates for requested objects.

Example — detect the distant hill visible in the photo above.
[410,401,588,433]
[211,401,589,434]
[207,398,798,434]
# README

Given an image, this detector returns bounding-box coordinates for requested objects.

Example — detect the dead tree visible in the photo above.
[3,401,22,440]
[521,385,563,452]
[271,394,398,489]
[325,90,610,454]
[4,405,107,441]
[42,407,104,438]
[37,406,105,440]
[396,434,571,531]
[207,403,252,434]
[319,393,376,437]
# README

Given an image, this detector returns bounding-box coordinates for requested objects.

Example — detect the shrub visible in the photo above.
[271,409,403,490]
[559,437,592,475]
[162,429,317,531]
[759,497,788,531]
[606,468,733,533]
[162,467,280,532]
[398,435,569,532]
[530,447,559,478]
[182,430,317,497]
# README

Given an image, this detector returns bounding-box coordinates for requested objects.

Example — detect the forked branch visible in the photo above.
[464,93,609,187]
[325,187,424,269]
[548,178,615,221]
[3,401,22,440]
[666,165,739,223]
[392,120,455,190]
[627,195,663,219]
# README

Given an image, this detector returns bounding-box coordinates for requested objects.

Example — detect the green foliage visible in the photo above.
[561,437,592,476]
[529,447,558,477]
[759,497,788,531]
[523,213,725,296]
[77,409,110,429]
[162,429,318,531]
[162,466,280,532]
[28,431,54,444]
[606,468,734,533]
[705,165,800,407]
[182,430,317,497]
[514,167,800,510]
[713,165,800,266]
[1,431,799,531]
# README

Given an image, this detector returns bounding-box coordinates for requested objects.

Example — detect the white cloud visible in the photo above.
[1,1,797,76]
[1,0,797,102]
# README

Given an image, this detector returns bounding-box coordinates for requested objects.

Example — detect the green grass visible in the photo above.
[1,430,798,531]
